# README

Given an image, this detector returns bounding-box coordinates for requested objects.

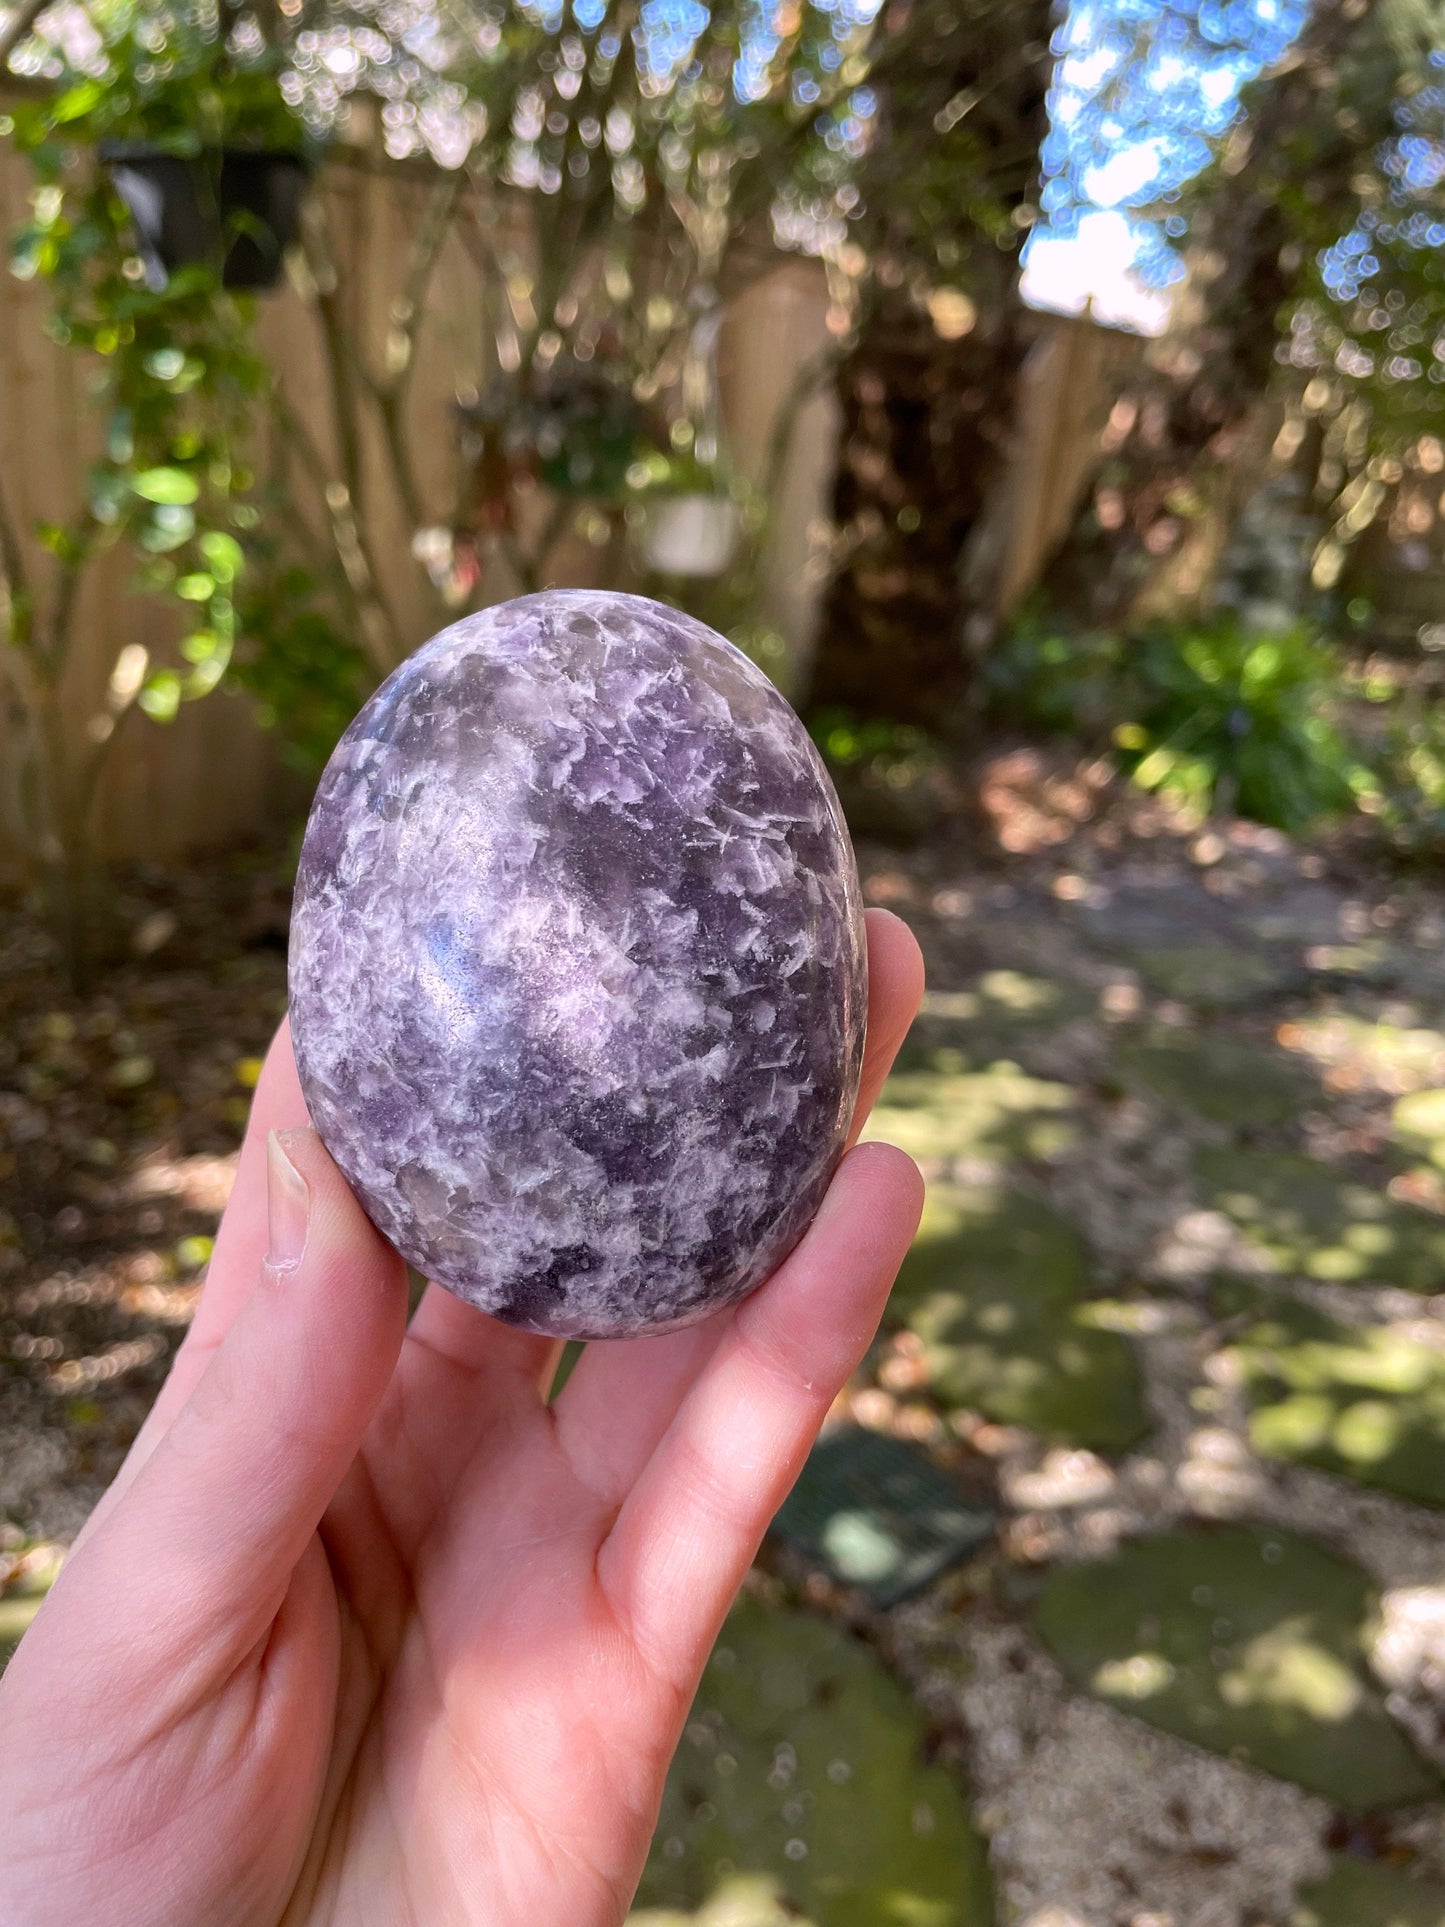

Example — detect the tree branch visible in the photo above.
[384,170,467,399]
[369,170,467,539]
[0,470,31,640]
[270,388,404,674]
[300,201,370,512]
[759,344,838,513]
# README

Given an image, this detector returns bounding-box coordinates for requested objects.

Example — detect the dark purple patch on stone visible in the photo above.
[288,589,867,1339]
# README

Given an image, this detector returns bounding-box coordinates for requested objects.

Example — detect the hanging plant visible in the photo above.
[24,18,313,293]
[629,445,749,580]
[457,363,660,510]
[101,139,310,294]
[100,51,312,293]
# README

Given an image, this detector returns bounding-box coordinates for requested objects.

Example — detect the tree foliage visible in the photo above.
[1043,0,1445,625]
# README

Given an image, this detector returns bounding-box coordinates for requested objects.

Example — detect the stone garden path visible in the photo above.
[4,783,1445,1925]
[637,786,1445,1927]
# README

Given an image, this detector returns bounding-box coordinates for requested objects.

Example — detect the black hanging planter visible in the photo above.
[99,143,310,293]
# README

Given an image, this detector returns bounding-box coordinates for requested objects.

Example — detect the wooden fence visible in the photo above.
[0,110,1121,865]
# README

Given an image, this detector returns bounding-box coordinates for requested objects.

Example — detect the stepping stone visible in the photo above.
[771,1427,996,1609]
[1034,1525,1438,1811]
[1300,940,1416,988]
[861,1065,1078,1166]
[1293,1858,1445,1926]
[904,970,1094,1073]
[1196,1147,1445,1291]
[1118,1033,1311,1127]
[1220,1286,1445,1508]
[1131,945,1298,1008]
[891,1182,1149,1454]
[632,1595,993,1926]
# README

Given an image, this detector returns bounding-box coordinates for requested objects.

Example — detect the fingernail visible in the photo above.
[266,1128,311,1273]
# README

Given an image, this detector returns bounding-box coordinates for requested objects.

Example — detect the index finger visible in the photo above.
[594,1139,924,1695]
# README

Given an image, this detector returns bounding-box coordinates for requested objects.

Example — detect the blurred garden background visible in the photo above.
[6,0,1445,1920]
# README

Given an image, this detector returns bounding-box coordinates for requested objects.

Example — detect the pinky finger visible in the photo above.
[596,1142,923,1693]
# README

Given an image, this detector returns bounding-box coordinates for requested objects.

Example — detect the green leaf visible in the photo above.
[185,653,229,697]
[132,467,199,507]
[86,470,129,524]
[175,573,216,602]
[35,521,84,562]
[137,671,182,722]
[199,531,243,582]
[50,82,104,125]
[138,507,195,553]
[180,630,220,664]
[143,347,187,383]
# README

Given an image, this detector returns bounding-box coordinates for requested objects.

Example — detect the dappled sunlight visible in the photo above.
[1005,1447,1118,1512]
[1374,1585,1445,1702]
[1278,1014,1445,1098]
[3,0,1445,1909]
[862,1066,1079,1169]
[920,969,1068,1027]
[1214,1620,1363,1727]
[124,1151,237,1213]
[1226,1294,1445,1506]
[1035,1526,1438,1810]
[1092,1650,1176,1701]
[888,1181,1149,1455]
[628,1870,812,1926]
[975,749,1112,855]
[1196,1148,1445,1291]
[1174,1426,1265,1518]
[1396,1089,1445,1171]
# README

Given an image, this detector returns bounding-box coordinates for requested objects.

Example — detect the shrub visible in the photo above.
[986,611,1377,833]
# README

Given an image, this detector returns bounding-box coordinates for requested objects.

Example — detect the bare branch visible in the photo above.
[370,170,467,547]
[270,388,404,674]
[758,345,838,513]
[0,470,31,639]
[300,202,369,511]
[383,170,468,399]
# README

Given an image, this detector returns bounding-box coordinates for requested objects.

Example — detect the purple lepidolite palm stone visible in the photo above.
[288,589,867,1339]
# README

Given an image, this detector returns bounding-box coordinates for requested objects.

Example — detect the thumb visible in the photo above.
[66,1128,408,1667]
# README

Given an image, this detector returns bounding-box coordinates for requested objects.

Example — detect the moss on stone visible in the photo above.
[1293,1858,1445,1927]
[891,1182,1149,1453]
[1195,1147,1445,1290]
[1221,1289,1445,1508]
[1035,1525,1438,1811]
[633,1595,992,1927]
[1118,1033,1311,1127]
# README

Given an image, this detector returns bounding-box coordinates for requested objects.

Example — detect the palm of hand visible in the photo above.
[0,912,922,1927]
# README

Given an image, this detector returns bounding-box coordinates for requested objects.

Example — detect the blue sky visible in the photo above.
[1024,0,1309,331]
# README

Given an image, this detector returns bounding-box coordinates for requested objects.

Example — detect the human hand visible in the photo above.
[0,909,924,1927]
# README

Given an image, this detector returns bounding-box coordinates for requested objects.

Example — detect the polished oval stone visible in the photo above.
[289,590,867,1338]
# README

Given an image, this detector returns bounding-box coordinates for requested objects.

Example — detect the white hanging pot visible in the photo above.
[642,493,743,578]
